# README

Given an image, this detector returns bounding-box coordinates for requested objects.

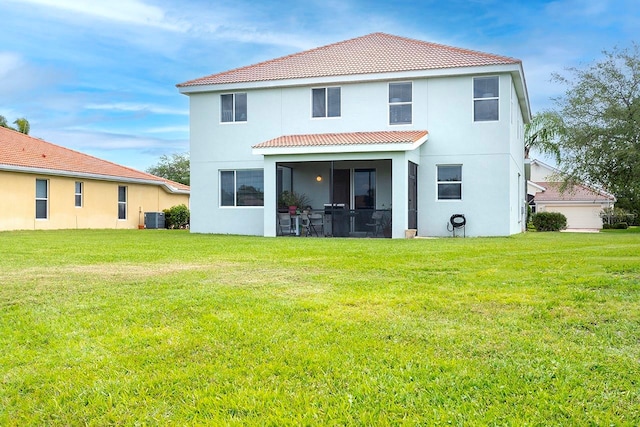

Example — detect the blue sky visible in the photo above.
[1,0,638,171]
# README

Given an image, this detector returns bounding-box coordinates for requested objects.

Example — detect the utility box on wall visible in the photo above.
[144,212,165,229]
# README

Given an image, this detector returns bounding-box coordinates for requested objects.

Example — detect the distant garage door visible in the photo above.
[546,205,602,229]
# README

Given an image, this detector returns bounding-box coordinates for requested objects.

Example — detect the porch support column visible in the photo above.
[391,153,409,238]
[263,156,277,237]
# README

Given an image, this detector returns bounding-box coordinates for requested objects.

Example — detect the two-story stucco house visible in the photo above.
[177,32,530,238]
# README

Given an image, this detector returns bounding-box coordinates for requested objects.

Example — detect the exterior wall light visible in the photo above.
[316,175,322,182]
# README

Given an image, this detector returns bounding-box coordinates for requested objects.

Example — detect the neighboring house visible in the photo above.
[0,127,190,231]
[177,32,530,238]
[527,159,615,230]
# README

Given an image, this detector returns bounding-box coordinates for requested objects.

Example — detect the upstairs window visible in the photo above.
[75,181,83,208]
[389,82,412,125]
[473,76,499,121]
[312,87,341,118]
[221,93,247,122]
[35,179,48,219]
[437,165,462,200]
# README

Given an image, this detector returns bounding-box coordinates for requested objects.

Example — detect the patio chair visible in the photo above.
[300,212,311,237]
[308,213,324,237]
[278,212,294,235]
[366,211,384,237]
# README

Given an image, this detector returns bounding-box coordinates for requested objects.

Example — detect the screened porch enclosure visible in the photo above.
[276,160,393,237]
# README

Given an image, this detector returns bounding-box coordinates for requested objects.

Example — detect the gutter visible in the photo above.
[0,164,190,195]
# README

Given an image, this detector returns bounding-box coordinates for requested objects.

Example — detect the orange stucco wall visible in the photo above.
[0,171,189,231]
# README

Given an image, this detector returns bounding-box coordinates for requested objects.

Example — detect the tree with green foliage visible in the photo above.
[146,152,190,186]
[552,43,640,221]
[13,118,30,135]
[524,111,562,162]
[0,115,30,134]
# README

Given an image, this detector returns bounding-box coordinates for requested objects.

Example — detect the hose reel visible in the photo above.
[447,214,466,237]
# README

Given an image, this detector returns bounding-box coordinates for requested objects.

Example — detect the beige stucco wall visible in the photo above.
[537,203,604,230]
[0,171,189,231]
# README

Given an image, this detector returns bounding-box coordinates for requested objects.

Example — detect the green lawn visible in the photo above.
[1,230,639,425]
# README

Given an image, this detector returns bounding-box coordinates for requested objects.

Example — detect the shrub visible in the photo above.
[531,212,567,232]
[163,204,190,229]
[601,207,636,226]
[602,223,612,229]
[613,222,629,229]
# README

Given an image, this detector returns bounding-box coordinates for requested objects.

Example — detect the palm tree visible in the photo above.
[524,111,562,162]
[13,118,30,135]
[0,115,30,134]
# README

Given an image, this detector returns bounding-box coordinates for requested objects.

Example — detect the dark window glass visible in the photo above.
[474,99,499,121]
[437,183,462,200]
[437,165,462,182]
[389,82,412,124]
[389,82,412,103]
[235,93,247,122]
[327,87,341,117]
[473,77,499,121]
[437,166,462,200]
[473,76,499,98]
[221,94,233,122]
[36,179,47,199]
[220,171,235,206]
[36,200,47,219]
[118,186,127,219]
[312,88,326,117]
[390,104,412,124]
[118,186,126,202]
[35,179,48,219]
[354,169,376,209]
[75,181,83,207]
[236,170,264,207]
[221,170,264,207]
[312,87,341,118]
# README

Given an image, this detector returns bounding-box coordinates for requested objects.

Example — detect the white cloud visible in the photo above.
[0,51,65,102]
[38,128,188,170]
[85,102,188,116]
[11,0,187,31]
[145,125,190,134]
[0,52,22,79]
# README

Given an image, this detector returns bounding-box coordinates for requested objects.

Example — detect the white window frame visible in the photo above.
[35,179,48,220]
[219,169,264,208]
[436,165,463,201]
[220,93,247,123]
[389,82,412,125]
[118,185,127,220]
[473,76,499,122]
[311,87,341,118]
[75,181,83,208]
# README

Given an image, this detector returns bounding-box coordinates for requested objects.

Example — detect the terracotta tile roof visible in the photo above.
[533,182,615,202]
[178,32,520,87]
[0,127,189,192]
[253,130,428,149]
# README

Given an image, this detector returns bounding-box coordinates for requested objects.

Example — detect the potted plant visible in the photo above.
[278,191,310,212]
